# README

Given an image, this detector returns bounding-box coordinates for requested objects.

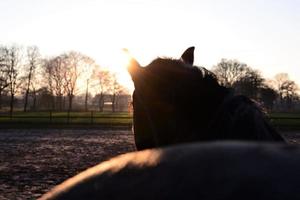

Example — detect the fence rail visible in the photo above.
[0,115,132,119]
[0,112,299,128]
[0,111,133,126]
[269,117,300,120]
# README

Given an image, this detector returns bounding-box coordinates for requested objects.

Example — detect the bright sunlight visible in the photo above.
[103,49,134,93]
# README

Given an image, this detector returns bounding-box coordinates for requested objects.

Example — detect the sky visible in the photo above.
[0,0,300,91]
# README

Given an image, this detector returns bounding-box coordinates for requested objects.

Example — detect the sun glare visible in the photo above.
[102,49,134,93]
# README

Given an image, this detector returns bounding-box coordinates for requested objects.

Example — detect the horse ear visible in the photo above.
[123,48,142,81]
[180,46,195,65]
[124,49,143,81]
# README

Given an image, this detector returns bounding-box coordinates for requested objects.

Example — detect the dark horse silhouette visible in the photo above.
[128,47,284,150]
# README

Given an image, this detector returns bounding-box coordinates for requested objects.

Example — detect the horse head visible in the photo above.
[128,47,232,150]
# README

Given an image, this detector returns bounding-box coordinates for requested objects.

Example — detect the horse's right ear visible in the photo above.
[124,50,143,82]
[127,58,143,82]
[180,46,195,65]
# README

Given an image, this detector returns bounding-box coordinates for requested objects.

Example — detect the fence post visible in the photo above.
[91,111,94,124]
[49,111,52,124]
[67,111,70,124]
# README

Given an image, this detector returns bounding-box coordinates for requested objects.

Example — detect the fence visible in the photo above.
[0,111,133,127]
[0,111,299,129]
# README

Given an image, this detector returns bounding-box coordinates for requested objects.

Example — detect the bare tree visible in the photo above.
[0,46,10,109]
[91,69,112,112]
[62,51,95,111]
[43,56,65,111]
[110,73,128,112]
[274,73,289,103]
[31,82,38,111]
[42,52,96,111]
[212,59,249,87]
[85,79,89,111]
[81,57,96,112]
[23,46,40,112]
[7,45,21,115]
[63,52,78,111]
[233,69,265,99]
[35,87,53,110]
[259,86,278,111]
[274,73,299,110]
[52,57,65,111]
[42,58,55,110]
[281,81,298,110]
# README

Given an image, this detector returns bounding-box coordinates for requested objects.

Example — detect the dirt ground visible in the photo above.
[0,129,136,200]
[0,129,299,200]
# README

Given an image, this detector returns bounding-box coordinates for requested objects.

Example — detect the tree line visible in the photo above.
[0,44,129,113]
[1,44,299,113]
[212,59,299,111]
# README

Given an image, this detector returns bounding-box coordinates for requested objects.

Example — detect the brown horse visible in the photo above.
[128,47,284,150]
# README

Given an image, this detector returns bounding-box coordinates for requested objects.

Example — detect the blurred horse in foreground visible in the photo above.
[40,142,300,200]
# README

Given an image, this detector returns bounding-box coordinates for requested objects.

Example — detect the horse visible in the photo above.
[40,48,293,200]
[127,47,284,150]
[40,142,300,200]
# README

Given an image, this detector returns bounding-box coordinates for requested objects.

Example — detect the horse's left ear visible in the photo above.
[180,46,195,65]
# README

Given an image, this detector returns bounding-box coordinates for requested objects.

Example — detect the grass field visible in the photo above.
[269,113,300,130]
[0,111,133,128]
[0,111,299,130]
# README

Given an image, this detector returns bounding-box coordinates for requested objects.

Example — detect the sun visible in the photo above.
[101,49,134,93]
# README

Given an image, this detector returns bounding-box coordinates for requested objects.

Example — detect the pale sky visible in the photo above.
[1,0,300,90]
